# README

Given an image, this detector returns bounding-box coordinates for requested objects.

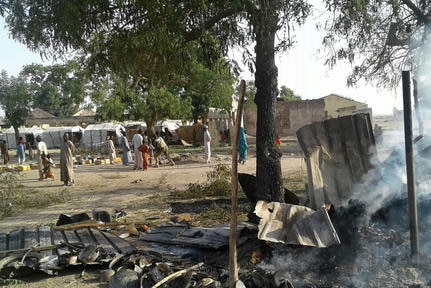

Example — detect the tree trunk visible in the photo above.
[13,126,20,145]
[253,5,284,202]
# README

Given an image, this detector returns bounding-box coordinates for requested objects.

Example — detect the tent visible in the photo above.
[156,120,182,133]
[41,126,84,148]
[82,123,125,148]
[3,126,44,149]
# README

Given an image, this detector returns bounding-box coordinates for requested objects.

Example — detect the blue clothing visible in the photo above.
[238,127,248,162]
[17,143,25,163]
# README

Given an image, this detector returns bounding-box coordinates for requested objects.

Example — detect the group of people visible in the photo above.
[107,128,176,170]
[0,133,76,187]
[36,133,76,186]
[0,123,253,185]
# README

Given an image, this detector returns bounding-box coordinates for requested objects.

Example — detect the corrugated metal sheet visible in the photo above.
[0,226,136,276]
[296,113,375,210]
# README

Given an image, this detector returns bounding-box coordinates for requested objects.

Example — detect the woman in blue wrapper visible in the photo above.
[238,127,248,164]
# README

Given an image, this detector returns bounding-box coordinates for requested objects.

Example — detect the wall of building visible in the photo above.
[324,94,370,118]
[244,99,325,137]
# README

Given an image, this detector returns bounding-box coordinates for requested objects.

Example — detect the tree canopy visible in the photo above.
[322,0,431,90]
[0,0,313,203]
[20,62,88,117]
[0,70,32,140]
[279,85,301,101]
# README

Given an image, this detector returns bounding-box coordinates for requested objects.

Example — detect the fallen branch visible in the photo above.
[152,262,204,288]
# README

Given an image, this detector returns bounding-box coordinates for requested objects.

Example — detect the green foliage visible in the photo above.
[0,169,71,219]
[184,58,235,122]
[172,164,233,199]
[279,85,301,101]
[0,71,32,129]
[20,61,88,117]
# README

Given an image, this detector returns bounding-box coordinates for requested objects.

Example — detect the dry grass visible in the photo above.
[0,169,71,219]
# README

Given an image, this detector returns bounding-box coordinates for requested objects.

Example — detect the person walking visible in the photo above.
[60,133,76,186]
[17,137,25,164]
[238,127,249,164]
[36,135,48,180]
[105,135,116,164]
[138,138,150,171]
[203,125,211,164]
[132,129,143,170]
[120,130,131,166]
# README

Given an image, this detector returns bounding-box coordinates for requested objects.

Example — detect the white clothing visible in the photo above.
[204,130,211,163]
[132,133,143,169]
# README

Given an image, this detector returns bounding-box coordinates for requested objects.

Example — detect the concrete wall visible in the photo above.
[324,94,370,118]
[244,99,325,137]
[244,96,372,137]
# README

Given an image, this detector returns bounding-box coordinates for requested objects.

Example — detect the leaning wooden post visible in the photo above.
[402,70,420,262]
[229,80,246,287]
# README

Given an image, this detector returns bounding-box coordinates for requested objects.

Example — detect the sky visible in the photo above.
[0,18,403,116]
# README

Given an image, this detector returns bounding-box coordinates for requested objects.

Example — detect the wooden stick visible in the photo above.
[0,245,58,255]
[229,79,246,287]
[152,262,203,288]
[54,221,148,231]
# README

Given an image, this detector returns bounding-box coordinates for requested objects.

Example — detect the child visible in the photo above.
[275,134,281,150]
[138,140,150,171]
[42,153,55,180]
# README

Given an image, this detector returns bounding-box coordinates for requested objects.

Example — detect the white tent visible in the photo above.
[3,126,44,149]
[156,120,182,133]
[41,126,84,148]
[83,123,125,148]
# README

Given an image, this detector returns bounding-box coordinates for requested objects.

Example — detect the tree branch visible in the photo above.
[184,6,244,42]
[401,0,430,24]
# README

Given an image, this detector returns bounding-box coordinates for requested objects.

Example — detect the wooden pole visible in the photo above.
[402,70,420,262]
[229,80,246,287]
[53,221,148,231]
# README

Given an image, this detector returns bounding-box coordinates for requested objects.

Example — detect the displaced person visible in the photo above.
[238,127,249,164]
[132,129,143,170]
[120,130,131,166]
[138,138,150,171]
[36,135,48,180]
[374,124,383,144]
[41,153,55,180]
[203,125,211,164]
[1,141,9,164]
[26,142,34,160]
[17,137,25,164]
[105,136,116,164]
[60,133,76,186]
[143,131,152,164]
[153,132,175,168]
[275,134,281,150]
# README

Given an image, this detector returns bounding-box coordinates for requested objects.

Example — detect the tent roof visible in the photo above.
[43,126,84,133]
[85,123,125,131]
[4,126,44,134]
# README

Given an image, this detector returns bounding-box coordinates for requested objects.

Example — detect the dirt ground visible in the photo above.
[0,145,307,287]
[0,147,306,233]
